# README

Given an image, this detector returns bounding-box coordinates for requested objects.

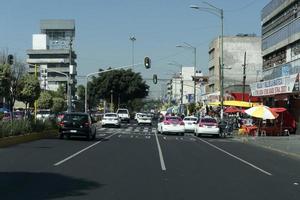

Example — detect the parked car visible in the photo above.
[157,116,185,135]
[58,112,97,140]
[102,113,121,127]
[194,117,220,137]
[116,108,130,123]
[183,116,198,132]
[1,112,11,121]
[137,113,152,125]
[36,109,51,121]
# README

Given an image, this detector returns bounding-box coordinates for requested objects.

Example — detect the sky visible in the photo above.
[0,0,270,98]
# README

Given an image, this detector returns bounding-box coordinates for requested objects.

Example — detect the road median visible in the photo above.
[0,130,58,148]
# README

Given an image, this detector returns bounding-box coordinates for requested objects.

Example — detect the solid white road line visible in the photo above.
[54,133,117,167]
[196,137,272,176]
[154,131,166,171]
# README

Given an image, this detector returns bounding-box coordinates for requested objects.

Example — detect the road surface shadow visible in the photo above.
[0,171,102,199]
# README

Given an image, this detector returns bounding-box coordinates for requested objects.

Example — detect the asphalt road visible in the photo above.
[0,121,300,200]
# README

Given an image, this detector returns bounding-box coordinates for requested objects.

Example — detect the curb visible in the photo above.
[0,130,58,148]
[233,136,300,160]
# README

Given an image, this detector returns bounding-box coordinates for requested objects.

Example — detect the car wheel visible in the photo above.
[86,131,91,140]
[181,132,185,136]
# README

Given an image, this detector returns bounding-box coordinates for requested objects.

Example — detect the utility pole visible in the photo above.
[110,90,114,112]
[68,37,73,113]
[242,52,247,101]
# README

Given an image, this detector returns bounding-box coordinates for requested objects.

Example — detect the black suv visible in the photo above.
[59,112,96,140]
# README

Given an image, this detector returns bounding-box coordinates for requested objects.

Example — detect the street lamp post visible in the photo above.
[190,2,224,121]
[176,43,197,103]
[130,36,136,68]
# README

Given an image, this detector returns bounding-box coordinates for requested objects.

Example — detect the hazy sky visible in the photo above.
[0,0,270,98]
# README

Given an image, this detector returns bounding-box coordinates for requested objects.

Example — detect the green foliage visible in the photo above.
[37,92,53,109]
[87,69,149,109]
[188,103,196,115]
[0,119,57,138]
[51,97,66,114]
[0,64,11,97]
[17,74,41,106]
[77,84,85,101]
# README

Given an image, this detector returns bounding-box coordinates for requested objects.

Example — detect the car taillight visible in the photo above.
[180,121,185,126]
[84,122,90,127]
[59,122,64,127]
[164,121,170,125]
[199,123,204,127]
[214,123,218,127]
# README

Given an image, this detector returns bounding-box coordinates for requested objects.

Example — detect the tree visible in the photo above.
[188,103,196,115]
[87,69,149,110]
[0,53,26,113]
[37,92,53,109]
[17,74,41,110]
[51,97,66,114]
[77,85,85,101]
[0,64,10,98]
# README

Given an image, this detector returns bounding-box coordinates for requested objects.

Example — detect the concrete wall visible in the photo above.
[208,36,262,93]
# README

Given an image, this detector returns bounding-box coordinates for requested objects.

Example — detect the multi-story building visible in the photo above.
[207,34,262,94]
[27,19,77,91]
[250,0,300,122]
[167,66,202,104]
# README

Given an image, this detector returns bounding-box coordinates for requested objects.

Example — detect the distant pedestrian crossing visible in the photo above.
[97,124,157,135]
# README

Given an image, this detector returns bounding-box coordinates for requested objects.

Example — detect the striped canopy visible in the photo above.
[245,105,279,119]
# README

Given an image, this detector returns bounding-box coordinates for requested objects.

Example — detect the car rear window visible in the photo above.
[166,116,180,121]
[184,117,197,121]
[201,118,217,123]
[64,114,88,123]
[117,109,128,114]
[105,114,117,117]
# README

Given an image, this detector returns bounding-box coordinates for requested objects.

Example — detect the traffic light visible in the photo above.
[144,57,151,69]
[7,54,14,65]
[153,74,158,84]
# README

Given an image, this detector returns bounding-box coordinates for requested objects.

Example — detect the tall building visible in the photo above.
[204,34,262,102]
[166,66,202,104]
[250,0,300,122]
[27,19,77,91]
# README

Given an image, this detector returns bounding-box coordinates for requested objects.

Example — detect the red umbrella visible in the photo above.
[224,106,241,113]
[270,107,287,113]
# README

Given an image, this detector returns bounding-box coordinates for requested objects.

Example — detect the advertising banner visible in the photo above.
[250,74,298,96]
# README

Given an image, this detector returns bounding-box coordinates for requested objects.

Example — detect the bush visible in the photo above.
[0,118,57,138]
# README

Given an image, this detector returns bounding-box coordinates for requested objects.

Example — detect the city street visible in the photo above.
[0,121,300,200]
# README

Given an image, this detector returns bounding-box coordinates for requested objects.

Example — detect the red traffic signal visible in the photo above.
[144,57,151,69]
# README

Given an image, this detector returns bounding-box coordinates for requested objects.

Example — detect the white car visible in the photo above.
[134,112,142,121]
[116,108,130,123]
[157,116,185,136]
[102,113,121,127]
[194,117,220,137]
[137,113,152,125]
[183,116,198,132]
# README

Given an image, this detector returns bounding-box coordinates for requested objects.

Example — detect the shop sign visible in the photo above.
[250,74,298,96]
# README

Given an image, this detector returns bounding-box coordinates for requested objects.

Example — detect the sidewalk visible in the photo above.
[233,134,300,159]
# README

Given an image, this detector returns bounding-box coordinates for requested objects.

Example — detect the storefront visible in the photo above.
[250,73,300,123]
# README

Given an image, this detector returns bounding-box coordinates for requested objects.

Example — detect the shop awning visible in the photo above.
[208,100,259,108]
[230,92,261,102]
